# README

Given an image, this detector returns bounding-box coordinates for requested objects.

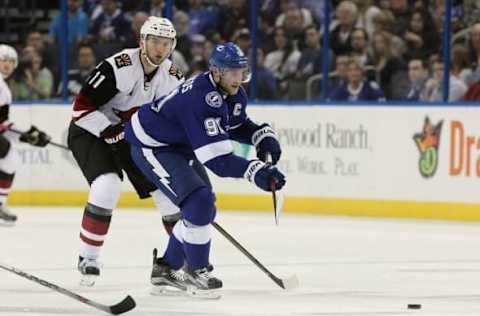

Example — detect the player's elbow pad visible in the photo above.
[204,154,250,178]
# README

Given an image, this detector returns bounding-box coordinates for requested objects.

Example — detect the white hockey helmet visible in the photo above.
[0,44,18,69]
[140,16,177,50]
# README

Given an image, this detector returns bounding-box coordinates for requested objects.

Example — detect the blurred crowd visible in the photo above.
[4,0,480,101]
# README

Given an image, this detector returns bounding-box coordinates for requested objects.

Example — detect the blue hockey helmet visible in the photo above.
[209,42,251,83]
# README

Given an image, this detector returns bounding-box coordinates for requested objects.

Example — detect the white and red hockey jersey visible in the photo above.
[72,48,184,137]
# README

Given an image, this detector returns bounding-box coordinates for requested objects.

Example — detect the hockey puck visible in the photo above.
[407,304,421,309]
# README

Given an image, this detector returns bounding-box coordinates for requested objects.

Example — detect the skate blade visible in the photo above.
[0,220,16,227]
[79,275,97,287]
[151,285,188,297]
[186,286,222,300]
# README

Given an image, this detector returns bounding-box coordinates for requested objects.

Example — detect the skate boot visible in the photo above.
[183,265,222,299]
[0,204,17,225]
[78,256,102,286]
[150,248,187,295]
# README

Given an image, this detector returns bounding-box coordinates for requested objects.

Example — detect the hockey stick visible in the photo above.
[0,262,136,315]
[266,154,285,226]
[8,127,70,150]
[212,222,299,290]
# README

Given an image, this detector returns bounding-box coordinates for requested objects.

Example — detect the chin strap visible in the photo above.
[142,51,161,68]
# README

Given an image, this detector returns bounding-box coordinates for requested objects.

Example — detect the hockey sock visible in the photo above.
[163,234,185,270]
[184,240,211,270]
[0,170,14,205]
[79,203,112,259]
[182,220,211,270]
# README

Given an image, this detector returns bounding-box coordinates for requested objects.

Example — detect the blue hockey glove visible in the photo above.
[252,124,281,165]
[244,160,286,192]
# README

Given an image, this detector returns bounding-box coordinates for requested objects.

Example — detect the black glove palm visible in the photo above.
[19,125,51,147]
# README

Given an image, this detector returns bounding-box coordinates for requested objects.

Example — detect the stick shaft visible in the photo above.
[212,222,285,289]
[9,127,69,150]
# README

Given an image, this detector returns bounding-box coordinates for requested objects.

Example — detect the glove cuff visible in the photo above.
[251,124,277,147]
[100,124,125,144]
[244,160,266,183]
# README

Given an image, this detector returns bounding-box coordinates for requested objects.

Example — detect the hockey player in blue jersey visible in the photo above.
[124,42,285,295]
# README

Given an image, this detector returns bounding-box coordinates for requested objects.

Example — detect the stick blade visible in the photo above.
[109,295,136,315]
[280,274,299,290]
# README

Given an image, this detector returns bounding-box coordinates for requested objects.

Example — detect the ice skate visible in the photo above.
[0,204,17,225]
[150,249,188,296]
[78,256,102,286]
[183,265,222,299]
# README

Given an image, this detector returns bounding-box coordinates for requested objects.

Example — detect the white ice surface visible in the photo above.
[2,207,480,315]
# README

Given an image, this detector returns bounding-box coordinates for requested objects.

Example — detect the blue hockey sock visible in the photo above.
[184,240,211,270]
[163,234,184,270]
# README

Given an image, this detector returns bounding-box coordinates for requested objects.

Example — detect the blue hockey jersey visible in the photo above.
[125,72,254,178]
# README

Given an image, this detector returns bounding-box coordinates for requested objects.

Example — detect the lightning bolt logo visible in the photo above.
[142,149,177,197]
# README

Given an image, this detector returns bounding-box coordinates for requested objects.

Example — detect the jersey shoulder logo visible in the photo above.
[114,53,132,68]
[169,65,184,80]
[205,91,223,108]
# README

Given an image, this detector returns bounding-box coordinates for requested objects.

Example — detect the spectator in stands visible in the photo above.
[218,0,249,41]
[48,0,89,46]
[451,44,472,85]
[302,0,325,26]
[297,25,335,80]
[329,54,350,91]
[232,28,251,58]
[25,31,54,72]
[187,0,219,36]
[277,2,312,50]
[11,52,53,100]
[186,34,208,76]
[257,13,275,54]
[275,0,313,30]
[462,79,480,101]
[123,11,148,48]
[390,0,412,37]
[372,9,407,57]
[90,0,130,43]
[83,0,101,17]
[141,0,168,18]
[463,0,480,30]
[401,58,429,100]
[421,59,467,101]
[465,23,480,85]
[371,30,406,99]
[173,10,192,61]
[329,57,385,101]
[353,0,381,37]
[402,8,440,61]
[329,1,358,55]
[247,48,277,100]
[57,44,96,97]
[350,28,374,68]
[264,27,301,89]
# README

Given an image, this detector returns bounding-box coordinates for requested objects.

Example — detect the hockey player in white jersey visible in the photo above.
[0,44,50,224]
[67,17,184,286]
